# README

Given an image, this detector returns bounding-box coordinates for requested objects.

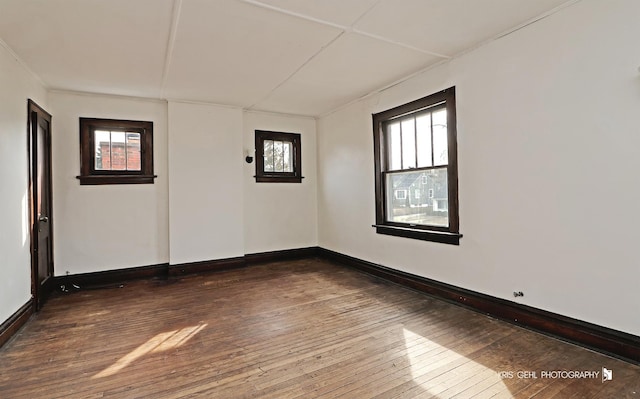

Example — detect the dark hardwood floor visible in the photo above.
[0,258,638,398]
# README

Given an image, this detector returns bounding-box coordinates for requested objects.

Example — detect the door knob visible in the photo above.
[39,216,48,222]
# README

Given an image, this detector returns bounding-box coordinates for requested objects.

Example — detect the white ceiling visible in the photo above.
[0,0,574,117]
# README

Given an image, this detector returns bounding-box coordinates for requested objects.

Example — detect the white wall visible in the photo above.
[243,111,318,254]
[49,92,169,274]
[0,41,48,322]
[40,95,318,278]
[42,95,318,277]
[318,0,640,336]
[168,102,244,264]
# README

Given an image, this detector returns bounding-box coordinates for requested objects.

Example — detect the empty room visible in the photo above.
[1,0,639,397]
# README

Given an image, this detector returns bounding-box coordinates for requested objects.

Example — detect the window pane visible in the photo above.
[110,131,126,170]
[401,119,416,169]
[274,141,284,172]
[385,168,448,227]
[94,130,110,170]
[432,109,448,166]
[126,132,141,171]
[388,122,401,170]
[264,140,274,172]
[282,141,293,172]
[416,113,432,168]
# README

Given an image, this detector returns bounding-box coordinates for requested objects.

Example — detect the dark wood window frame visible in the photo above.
[77,118,156,185]
[254,130,303,183]
[372,87,461,245]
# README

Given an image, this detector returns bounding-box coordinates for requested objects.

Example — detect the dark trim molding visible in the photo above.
[170,247,319,274]
[245,247,319,264]
[168,257,245,276]
[254,130,303,183]
[10,246,637,365]
[0,300,34,349]
[28,99,55,311]
[318,248,640,365]
[54,247,321,290]
[39,275,56,305]
[56,263,169,290]
[373,225,462,245]
[77,118,155,185]
[1,247,312,349]
[372,87,460,244]
[76,174,157,185]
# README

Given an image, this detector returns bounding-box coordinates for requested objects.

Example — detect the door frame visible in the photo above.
[27,99,55,310]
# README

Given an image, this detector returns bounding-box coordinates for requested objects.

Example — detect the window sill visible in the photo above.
[77,175,157,185]
[255,176,304,183]
[373,224,462,245]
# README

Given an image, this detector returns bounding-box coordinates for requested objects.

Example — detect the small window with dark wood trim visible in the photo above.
[372,87,461,245]
[255,130,302,183]
[77,118,156,185]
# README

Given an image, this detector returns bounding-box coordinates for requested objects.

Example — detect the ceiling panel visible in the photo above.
[0,0,576,116]
[248,0,380,26]
[253,32,444,116]
[163,0,342,107]
[0,0,173,98]
[354,0,572,56]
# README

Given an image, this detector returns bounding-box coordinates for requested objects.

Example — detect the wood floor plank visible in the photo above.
[0,258,638,398]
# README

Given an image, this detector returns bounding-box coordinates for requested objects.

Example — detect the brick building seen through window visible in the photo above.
[96,132,141,171]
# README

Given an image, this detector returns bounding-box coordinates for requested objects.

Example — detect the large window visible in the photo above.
[77,118,155,185]
[372,87,461,245]
[255,130,302,183]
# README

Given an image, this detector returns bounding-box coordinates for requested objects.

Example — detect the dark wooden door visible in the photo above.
[28,100,54,310]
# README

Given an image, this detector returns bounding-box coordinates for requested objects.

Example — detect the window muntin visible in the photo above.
[255,130,302,183]
[78,118,155,185]
[373,87,460,244]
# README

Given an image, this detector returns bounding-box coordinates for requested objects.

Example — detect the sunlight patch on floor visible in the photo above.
[402,328,508,397]
[93,323,207,378]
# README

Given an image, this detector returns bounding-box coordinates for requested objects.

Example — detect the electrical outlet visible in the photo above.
[513,291,524,297]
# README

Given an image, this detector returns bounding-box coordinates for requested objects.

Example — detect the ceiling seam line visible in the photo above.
[319,57,450,119]
[494,0,583,42]
[246,31,346,111]
[352,29,451,58]
[349,0,383,27]
[319,0,583,119]
[243,108,316,120]
[451,0,583,62]
[0,37,47,89]
[160,0,183,99]
[239,0,446,57]
[240,0,347,31]
[166,97,243,109]
[48,88,167,104]
[344,0,448,57]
